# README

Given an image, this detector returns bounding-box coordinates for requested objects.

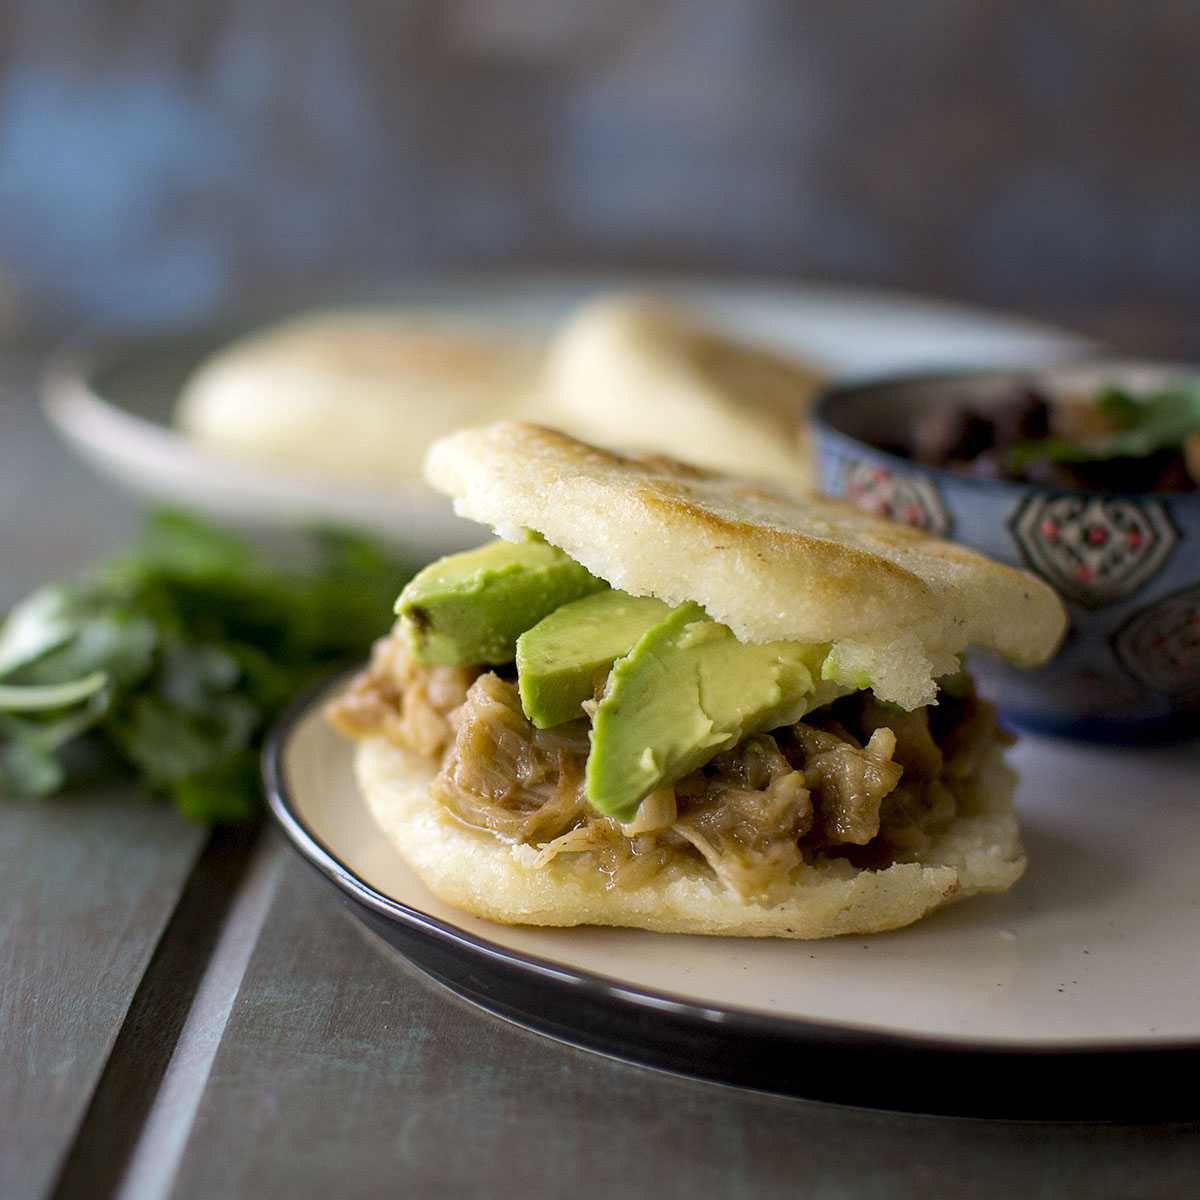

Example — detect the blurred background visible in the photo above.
[0,0,1197,353]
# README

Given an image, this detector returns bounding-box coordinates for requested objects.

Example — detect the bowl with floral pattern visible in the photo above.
[812,360,1200,742]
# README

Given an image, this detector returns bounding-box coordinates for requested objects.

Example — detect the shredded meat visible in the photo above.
[785,724,902,845]
[672,736,811,904]
[328,629,479,757]
[332,640,1005,906]
[431,671,592,843]
[432,673,682,890]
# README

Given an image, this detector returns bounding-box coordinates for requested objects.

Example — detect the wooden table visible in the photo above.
[3,338,1199,1200]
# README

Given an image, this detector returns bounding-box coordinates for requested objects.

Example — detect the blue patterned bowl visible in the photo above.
[813,361,1200,743]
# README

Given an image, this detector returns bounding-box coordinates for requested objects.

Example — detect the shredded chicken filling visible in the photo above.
[329,634,1009,906]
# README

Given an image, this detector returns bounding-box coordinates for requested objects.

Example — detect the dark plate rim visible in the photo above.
[262,679,1200,1122]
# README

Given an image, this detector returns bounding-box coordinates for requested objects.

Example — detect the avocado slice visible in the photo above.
[586,603,832,821]
[516,590,672,728]
[397,536,607,666]
[820,643,873,691]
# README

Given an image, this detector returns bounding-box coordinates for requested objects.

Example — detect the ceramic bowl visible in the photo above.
[812,360,1200,743]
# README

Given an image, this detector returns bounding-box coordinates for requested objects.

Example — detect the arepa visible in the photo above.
[330,422,1066,939]
[526,294,825,487]
[175,308,542,479]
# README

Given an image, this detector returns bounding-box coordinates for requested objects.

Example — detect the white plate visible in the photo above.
[266,683,1200,1120]
[40,273,1092,563]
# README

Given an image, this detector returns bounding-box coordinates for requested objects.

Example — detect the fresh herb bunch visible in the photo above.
[0,509,413,823]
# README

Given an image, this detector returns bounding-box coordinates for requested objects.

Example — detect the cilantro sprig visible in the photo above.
[1007,383,1200,473]
[0,509,413,822]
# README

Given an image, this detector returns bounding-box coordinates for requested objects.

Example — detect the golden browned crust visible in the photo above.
[175,308,542,479]
[424,421,1067,708]
[524,293,825,487]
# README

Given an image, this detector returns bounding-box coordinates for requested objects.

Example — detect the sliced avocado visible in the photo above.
[820,644,873,691]
[397,536,606,665]
[586,603,831,821]
[516,590,672,728]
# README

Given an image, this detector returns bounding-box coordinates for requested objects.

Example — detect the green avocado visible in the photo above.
[585,603,833,821]
[396,536,607,666]
[819,643,873,691]
[516,590,672,728]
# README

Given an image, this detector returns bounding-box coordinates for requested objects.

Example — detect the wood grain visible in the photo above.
[0,792,208,1200]
[168,858,1200,1200]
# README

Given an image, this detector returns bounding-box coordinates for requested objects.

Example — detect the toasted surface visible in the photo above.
[425,422,1067,708]
[355,733,1025,938]
[524,293,825,488]
[175,308,542,479]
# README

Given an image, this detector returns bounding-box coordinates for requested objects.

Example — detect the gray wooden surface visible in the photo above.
[3,337,1200,1200]
[167,847,1200,1200]
[0,351,208,1200]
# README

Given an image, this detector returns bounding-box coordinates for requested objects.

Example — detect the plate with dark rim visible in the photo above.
[264,679,1200,1122]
